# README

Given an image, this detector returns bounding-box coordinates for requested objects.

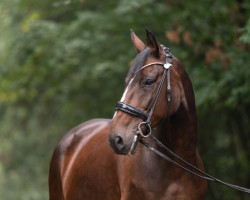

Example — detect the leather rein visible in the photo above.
[114,45,250,194]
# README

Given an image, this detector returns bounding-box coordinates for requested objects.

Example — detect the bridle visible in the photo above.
[115,44,173,138]
[114,45,250,194]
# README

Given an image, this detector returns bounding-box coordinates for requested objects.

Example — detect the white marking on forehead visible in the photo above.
[120,77,134,102]
[112,111,117,119]
[112,77,134,120]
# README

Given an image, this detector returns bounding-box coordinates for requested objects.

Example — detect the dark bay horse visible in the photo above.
[49,29,207,199]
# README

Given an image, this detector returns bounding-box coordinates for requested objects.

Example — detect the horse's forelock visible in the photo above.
[126,48,151,83]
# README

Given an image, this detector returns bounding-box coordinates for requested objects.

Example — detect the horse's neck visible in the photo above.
[156,100,198,161]
[163,61,198,160]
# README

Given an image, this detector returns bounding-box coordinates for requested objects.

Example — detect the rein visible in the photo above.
[140,137,250,194]
[114,45,250,194]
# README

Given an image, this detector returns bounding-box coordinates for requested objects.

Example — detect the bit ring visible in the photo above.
[137,122,151,138]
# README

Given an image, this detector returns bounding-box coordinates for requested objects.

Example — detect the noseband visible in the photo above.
[115,45,173,137]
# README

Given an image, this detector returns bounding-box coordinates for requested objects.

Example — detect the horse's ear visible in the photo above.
[130,29,146,53]
[146,29,160,58]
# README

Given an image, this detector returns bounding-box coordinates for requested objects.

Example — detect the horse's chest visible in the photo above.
[119,167,203,200]
[121,182,198,200]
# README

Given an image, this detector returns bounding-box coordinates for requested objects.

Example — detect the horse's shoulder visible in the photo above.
[53,118,111,158]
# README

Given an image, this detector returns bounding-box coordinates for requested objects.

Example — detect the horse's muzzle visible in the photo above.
[109,134,129,155]
[108,133,140,155]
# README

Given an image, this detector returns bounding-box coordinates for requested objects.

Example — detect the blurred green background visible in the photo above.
[0,0,250,199]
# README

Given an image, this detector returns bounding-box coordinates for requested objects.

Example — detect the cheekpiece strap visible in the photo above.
[160,44,173,64]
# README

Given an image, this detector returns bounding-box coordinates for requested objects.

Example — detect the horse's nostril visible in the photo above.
[109,134,129,154]
[115,136,124,150]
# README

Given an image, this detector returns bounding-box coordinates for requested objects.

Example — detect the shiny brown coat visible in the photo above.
[49,30,207,200]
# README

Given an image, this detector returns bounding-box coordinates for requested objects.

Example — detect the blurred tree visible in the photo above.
[0,0,249,199]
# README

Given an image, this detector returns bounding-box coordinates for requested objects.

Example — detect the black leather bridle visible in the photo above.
[115,45,173,138]
[113,45,250,194]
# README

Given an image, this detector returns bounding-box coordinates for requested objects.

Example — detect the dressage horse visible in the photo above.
[49,29,207,200]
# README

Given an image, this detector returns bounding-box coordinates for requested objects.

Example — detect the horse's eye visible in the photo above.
[142,79,155,86]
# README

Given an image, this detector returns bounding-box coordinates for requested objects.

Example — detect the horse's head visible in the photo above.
[109,29,182,155]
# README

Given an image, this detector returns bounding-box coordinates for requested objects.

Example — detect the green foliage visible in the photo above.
[240,19,250,43]
[0,0,250,199]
